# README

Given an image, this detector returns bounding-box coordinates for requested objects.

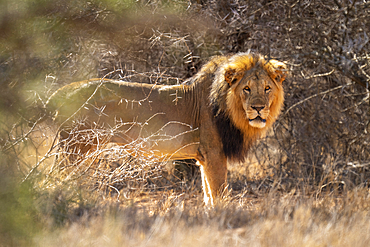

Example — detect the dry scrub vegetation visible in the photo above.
[1,0,370,246]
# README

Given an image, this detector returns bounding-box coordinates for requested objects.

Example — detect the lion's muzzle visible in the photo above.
[248,104,268,128]
[248,116,266,128]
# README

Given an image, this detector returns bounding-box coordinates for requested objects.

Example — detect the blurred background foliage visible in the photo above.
[0,0,370,245]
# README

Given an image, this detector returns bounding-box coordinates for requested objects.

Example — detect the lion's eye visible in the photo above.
[265,86,271,92]
[243,87,250,93]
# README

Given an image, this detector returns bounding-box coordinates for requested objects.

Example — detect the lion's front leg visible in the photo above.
[197,155,228,206]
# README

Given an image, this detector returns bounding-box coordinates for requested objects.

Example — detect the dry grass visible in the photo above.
[33,186,370,247]
[17,127,370,247]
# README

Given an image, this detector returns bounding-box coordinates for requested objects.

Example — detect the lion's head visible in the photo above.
[210,53,287,161]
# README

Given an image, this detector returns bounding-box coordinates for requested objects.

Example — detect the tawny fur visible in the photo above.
[45,52,287,205]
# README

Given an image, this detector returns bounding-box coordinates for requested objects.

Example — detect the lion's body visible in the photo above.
[47,80,201,159]
[46,52,287,205]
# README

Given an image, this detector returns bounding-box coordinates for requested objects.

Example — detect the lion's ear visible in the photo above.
[269,60,288,84]
[225,69,242,86]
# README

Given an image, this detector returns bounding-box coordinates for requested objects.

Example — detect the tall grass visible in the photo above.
[33,186,370,247]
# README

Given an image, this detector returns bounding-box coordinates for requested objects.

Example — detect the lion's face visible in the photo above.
[237,68,277,128]
[222,57,286,132]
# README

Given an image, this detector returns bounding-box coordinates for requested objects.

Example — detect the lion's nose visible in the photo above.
[251,106,265,113]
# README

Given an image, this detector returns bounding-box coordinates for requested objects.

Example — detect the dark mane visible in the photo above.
[211,104,248,162]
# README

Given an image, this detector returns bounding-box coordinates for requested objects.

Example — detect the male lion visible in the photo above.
[45,52,287,205]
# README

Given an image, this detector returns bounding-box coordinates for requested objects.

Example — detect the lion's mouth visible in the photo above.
[249,116,266,123]
[248,116,266,128]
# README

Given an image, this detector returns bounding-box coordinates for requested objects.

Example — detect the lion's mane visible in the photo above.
[206,53,286,162]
